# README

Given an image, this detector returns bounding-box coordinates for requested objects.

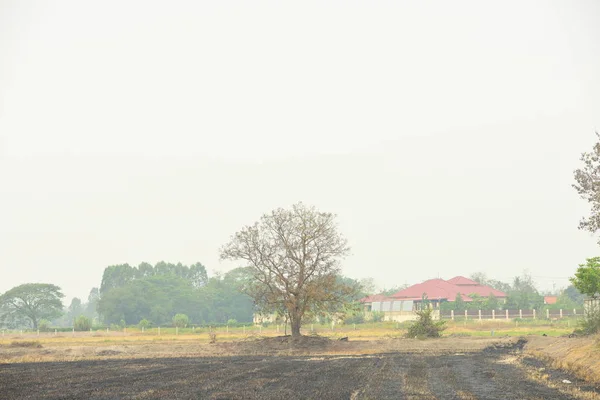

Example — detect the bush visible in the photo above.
[38,319,51,332]
[577,303,600,335]
[227,319,238,325]
[371,311,385,323]
[74,315,92,331]
[138,319,151,329]
[405,308,446,339]
[172,313,189,328]
[343,313,365,325]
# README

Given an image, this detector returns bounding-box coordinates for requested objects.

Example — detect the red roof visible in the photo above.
[544,296,558,305]
[447,276,480,286]
[359,294,394,303]
[447,276,507,298]
[391,279,473,302]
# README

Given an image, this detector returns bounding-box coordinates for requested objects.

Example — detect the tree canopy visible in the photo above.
[220,202,356,337]
[0,284,64,329]
[100,261,208,294]
[571,257,600,299]
[96,267,254,326]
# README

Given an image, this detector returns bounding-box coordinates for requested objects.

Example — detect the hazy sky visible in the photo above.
[1,1,600,303]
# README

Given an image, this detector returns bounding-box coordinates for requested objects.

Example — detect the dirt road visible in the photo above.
[1,343,596,399]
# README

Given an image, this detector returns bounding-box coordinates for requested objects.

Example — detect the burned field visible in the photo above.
[1,338,597,400]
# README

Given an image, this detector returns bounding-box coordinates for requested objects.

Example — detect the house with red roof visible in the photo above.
[360,276,507,319]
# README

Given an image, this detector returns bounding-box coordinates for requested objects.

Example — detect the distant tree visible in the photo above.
[504,272,544,310]
[381,284,410,297]
[453,293,466,313]
[74,315,92,331]
[68,298,84,322]
[484,294,499,310]
[138,318,151,329]
[172,313,189,328]
[86,287,100,319]
[469,272,511,294]
[571,257,600,299]
[0,284,64,329]
[573,132,600,243]
[563,285,585,305]
[188,262,209,288]
[220,202,355,338]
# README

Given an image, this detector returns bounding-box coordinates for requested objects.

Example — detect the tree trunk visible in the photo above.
[290,315,301,338]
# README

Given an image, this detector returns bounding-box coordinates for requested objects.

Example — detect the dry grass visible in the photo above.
[9,340,42,348]
[499,353,600,400]
[524,335,600,384]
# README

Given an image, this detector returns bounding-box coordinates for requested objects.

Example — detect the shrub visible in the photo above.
[208,332,217,343]
[227,319,238,325]
[405,308,446,339]
[138,319,151,329]
[172,313,189,328]
[38,319,51,332]
[577,303,600,335]
[74,315,92,331]
[10,341,42,348]
[343,313,365,325]
[371,311,385,323]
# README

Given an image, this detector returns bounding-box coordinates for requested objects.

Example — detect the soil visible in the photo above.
[1,336,597,399]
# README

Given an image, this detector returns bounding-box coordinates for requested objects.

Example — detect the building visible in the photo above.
[544,296,558,305]
[360,276,507,318]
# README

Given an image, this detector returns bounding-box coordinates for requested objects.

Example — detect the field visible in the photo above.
[1,320,599,399]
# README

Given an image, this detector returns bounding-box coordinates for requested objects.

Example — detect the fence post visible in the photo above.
[158,326,161,336]
[519,309,522,319]
[55,329,57,336]
[465,310,468,320]
[533,309,536,319]
[176,327,178,335]
[37,329,40,336]
[311,324,314,332]
[478,310,481,321]
[226,325,229,333]
[546,309,550,319]
[451,310,454,320]
[574,308,577,316]
[243,325,246,334]
[492,310,495,320]
[560,309,563,318]
[505,310,509,320]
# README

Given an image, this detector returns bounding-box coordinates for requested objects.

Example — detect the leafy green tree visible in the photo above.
[220,202,355,338]
[504,272,544,310]
[484,294,499,310]
[68,298,84,322]
[0,284,64,329]
[38,319,51,332]
[453,293,466,312]
[138,318,151,329]
[172,313,189,328]
[85,287,100,319]
[74,315,92,331]
[563,285,585,305]
[571,257,600,298]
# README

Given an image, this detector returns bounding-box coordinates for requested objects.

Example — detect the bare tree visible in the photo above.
[220,203,352,337]
[574,131,600,241]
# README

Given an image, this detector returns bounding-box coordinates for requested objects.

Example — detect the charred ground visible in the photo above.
[1,336,597,399]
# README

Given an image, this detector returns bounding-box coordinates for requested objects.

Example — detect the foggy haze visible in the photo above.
[1,1,600,302]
